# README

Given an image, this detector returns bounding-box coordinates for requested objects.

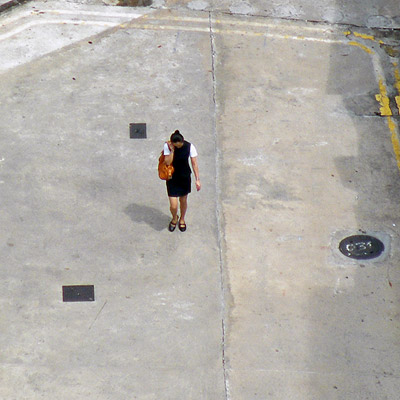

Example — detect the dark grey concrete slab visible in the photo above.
[212,12,400,399]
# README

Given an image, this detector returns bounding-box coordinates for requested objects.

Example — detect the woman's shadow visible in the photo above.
[124,203,170,232]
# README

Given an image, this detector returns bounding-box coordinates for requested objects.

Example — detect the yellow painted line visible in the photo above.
[396,98,400,113]
[145,15,209,24]
[123,23,210,33]
[0,11,347,44]
[393,62,400,113]
[217,29,343,43]
[375,78,393,116]
[344,31,383,44]
[388,117,400,171]
[215,28,264,36]
[122,22,344,43]
[213,18,329,32]
[143,14,343,38]
[277,35,342,43]
[348,41,373,54]
[353,31,375,41]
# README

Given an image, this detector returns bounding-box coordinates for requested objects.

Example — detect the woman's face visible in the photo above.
[173,141,184,149]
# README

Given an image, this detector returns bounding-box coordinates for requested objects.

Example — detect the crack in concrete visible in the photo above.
[209,11,230,400]
[88,300,108,330]
[218,10,400,32]
[209,12,216,105]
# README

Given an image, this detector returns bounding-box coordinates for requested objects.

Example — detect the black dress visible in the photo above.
[166,141,192,197]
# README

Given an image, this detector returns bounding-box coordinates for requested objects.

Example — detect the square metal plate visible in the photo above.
[63,285,95,302]
[130,123,147,139]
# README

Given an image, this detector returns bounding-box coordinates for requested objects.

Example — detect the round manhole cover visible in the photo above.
[339,235,385,260]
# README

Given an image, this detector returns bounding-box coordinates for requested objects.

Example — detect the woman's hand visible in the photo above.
[164,141,174,166]
[195,179,201,191]
[191,157,201,191]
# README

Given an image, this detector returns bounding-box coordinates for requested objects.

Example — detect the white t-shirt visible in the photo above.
[164,142,198,158]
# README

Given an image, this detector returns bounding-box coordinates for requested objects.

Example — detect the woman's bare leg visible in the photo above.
[179,195,188,224]
[169,197,179,223]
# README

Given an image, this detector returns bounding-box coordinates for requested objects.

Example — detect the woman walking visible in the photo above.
[163,130,201,232]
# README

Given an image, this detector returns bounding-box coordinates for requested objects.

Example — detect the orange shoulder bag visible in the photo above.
[158,143,174,180]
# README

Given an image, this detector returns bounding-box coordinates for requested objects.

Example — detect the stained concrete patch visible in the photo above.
[0,2,150,73]
[229,1,254,15]
[188,0,209,11]
[342,91,383,117]
[270,4,303,19]
[366,15,393,28]
[321,7,344,24]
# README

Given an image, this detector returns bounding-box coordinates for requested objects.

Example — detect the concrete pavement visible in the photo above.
[1,1,400,399]
[213,14,400,398]
[1,4,225,399]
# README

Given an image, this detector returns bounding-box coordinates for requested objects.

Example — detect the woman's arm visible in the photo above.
[191,157,201,191]
[164,142,174,165]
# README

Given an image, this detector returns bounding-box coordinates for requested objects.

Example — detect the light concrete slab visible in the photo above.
[0,8,224,399]
[0,1,152,73]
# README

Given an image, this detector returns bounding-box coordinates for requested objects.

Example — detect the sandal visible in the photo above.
[169,217,178,232]
[179,222,187,232]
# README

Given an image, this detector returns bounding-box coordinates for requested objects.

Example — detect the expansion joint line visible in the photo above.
[209,11,229,400]
[209,12,217,106]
